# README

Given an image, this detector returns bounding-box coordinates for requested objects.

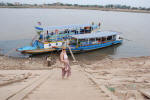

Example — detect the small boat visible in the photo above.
[56,31,123,53]
[17,23,100,54]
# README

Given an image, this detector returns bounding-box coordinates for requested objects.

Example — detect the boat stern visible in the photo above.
[16,46,37,53]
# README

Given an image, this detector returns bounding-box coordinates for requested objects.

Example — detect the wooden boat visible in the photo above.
[17,23,100,54]
[56,31,123,53]
[17,48,56,54]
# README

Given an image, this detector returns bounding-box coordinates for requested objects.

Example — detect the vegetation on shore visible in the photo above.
[0,2,150,13]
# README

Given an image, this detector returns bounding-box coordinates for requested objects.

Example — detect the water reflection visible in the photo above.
[75,44,121,63]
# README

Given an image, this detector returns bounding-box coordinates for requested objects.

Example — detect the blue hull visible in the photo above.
[17,40,122,54]
[63,40,123,53]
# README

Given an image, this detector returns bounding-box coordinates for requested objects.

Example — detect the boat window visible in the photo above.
[107,36,112,40]
[70,39,77,45]
[80,29,85,34]
[71,30,76,33]
[64,29,69,33]
[89,38,97,44]
[112,35,116,40]
[90,38,95,42]
[56,43,58,45]
[102,37,106,41]
[96,38,101,43]
[84,26,91,33]
[78,39,88,46]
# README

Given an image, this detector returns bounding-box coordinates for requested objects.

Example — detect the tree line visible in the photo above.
[0,2,150,11]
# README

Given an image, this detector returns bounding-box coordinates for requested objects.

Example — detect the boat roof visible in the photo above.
[71,31,121,39]
[35,24,97,31]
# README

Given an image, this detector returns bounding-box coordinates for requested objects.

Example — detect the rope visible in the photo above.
[122,37,132,41]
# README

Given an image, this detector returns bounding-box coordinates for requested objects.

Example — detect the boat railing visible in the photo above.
[31,35,39,46]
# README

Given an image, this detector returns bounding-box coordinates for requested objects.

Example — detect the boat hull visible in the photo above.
[17,40,122,54]
[18,48,56,54]
[57,40,123,53]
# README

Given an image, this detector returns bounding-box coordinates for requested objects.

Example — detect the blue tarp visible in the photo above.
[35,27,43,31]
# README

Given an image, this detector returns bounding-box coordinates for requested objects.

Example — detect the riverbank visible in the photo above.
[83,56,150,100]
[0,55,57,70]
[0,55,150,70]
[0,6,150,14]
[0,55,150,99]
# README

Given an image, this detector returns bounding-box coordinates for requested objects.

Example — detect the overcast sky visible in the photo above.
[1,0,150,8]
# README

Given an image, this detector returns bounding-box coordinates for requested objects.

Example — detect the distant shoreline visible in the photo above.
[0,6,150,14]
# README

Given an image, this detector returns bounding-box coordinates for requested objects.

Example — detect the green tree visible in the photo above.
[0,2,6,6]
[7,3,14,6]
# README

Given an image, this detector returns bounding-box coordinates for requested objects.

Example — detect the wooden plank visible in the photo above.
[68,46,77,62]
[7,71,53,100]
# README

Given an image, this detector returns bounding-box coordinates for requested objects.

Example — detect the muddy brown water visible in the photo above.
[0,8,150,62]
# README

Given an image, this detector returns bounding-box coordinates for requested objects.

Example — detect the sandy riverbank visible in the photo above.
[0,6,150,14]
[0,55,150,70]
[0,55,56,70]
[0,55,150,99]
[83,56,150,100]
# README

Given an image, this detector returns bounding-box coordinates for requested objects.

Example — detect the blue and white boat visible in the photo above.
[57,31,123,53]
[17,23,100,54]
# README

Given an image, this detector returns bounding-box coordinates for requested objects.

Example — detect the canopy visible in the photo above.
[71,31,121,39]
[35,24,97,31]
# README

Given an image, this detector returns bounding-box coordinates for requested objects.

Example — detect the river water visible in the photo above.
[0,8,150,60]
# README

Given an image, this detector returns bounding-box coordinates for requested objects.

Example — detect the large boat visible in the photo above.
[17,23,100,54]
[56,31,123,53]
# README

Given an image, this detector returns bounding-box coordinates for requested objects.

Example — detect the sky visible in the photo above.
[1,0,150,8]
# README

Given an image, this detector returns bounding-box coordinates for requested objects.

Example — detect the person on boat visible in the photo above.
[39,34,43,40]
[98,22,101,28]
[46,32,49,40]
[51,32,54,35]
[60,47,71,79]
[92,22,94,25]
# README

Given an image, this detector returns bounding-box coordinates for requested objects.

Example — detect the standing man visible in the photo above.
[60,47,71,79]
[47,56,51,67]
